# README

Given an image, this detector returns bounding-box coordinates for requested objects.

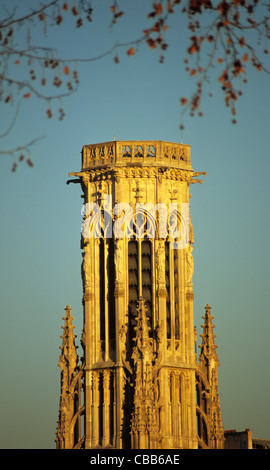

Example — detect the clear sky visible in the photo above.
[0,1,270,449]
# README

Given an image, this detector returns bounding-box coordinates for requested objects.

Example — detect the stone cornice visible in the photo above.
[69,166,206,185]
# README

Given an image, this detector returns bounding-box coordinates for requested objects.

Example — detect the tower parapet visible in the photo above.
[81,140,192,170]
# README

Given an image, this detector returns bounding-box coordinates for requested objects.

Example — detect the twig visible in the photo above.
[0,135,45,155]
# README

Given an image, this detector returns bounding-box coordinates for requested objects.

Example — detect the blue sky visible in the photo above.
[0,1,270,448]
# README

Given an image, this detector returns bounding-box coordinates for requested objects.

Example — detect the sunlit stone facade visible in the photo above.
[56,140,224,449]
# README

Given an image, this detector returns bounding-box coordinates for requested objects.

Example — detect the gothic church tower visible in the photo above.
[56,140,224,449]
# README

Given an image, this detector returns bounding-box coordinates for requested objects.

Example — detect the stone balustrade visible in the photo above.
[82,140,191,170]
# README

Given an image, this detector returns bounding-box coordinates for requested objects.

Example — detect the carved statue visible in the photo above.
[115,239,123,281]
[82,242,91,290]
[156,242,164,281]
[189,210,194,244]
[186,244,194,284]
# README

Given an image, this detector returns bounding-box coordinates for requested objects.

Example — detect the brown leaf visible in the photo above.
[127,47,135,56]
[217,1,230,16]
[180,97,188,106]
[154,3,163,15]
[188,44,199,54]
[63,66,70,75]
[167,0,174,13]
[218,71,228,83]
[239,37,245,47]
[115,12,124,19]
[254,62,262,71]
[27,159,34,167]
[147,38,157,49]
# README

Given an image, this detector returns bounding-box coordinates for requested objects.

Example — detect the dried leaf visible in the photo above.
[154,3,163,15]
[63,66,70,75]
[218,71,228,83]
[239,37,245,47]
[115,12,124,19]
[188,44,199,54]
[27,158,34,167]
[127,47,135,56]
[147,38,157,49]
[180,97,188,106]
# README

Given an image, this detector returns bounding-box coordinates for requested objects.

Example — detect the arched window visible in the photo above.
[128,238,153,335]
[96,212,116,360]
[196,373,209,448]
[127,207,154,339]
[165,241,180,341]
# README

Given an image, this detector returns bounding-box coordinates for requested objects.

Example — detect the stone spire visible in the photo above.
[199,304,219,371]
[58,305,78,382]
[56,305,78,448]
[130,298,159,449]
[199,305,224,449]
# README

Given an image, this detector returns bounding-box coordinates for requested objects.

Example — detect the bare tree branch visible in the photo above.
[0,101,20,139]
[0,135,45,155]
[0,0,269,170]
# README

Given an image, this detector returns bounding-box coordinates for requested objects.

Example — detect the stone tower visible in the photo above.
[56,140,224,449]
